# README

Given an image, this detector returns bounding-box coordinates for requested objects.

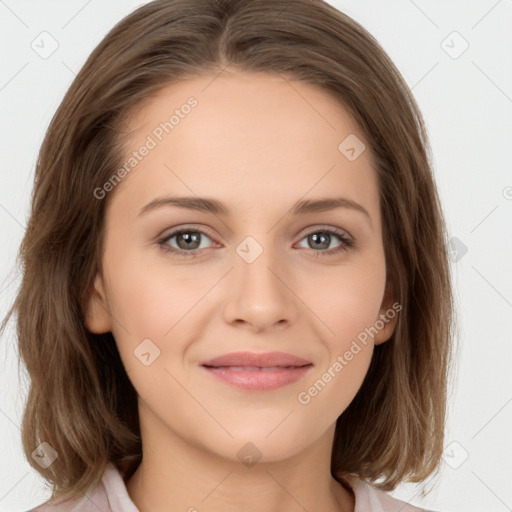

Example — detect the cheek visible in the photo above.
[104,247,202,338]
[297,342,373,427]
[102,248,219,386]
[103,259,193,400]
[306,257,386,347]
[296,265,383,417]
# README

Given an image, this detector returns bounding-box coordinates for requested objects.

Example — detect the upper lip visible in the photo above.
[200,351,313,368]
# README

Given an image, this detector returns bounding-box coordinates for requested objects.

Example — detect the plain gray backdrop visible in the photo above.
[1,1,511,511]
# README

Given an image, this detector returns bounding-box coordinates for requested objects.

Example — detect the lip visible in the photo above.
[199,351,312,368]
[199,351,313,391]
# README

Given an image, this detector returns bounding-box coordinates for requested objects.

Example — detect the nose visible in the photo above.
[222,242,299,333]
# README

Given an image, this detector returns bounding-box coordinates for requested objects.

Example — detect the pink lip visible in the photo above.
[199,351,312,368]
[199,351,313,391]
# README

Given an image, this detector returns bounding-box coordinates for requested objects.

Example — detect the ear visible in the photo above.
[84,273,112,334]
[373,280,400,346]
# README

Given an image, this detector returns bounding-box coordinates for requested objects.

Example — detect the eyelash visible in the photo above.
[156,226,355,259]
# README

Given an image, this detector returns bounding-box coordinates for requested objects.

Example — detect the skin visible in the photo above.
[85,68,397,512]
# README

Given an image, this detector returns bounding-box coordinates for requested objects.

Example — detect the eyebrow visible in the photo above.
[138,195,373,228]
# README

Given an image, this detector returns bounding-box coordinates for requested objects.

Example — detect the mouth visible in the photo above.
[199,351,313,391]
[202,365,311,371]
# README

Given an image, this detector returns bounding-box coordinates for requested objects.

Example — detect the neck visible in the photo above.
[125,411,355,512]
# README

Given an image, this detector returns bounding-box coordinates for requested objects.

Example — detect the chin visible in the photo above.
[207,429,312,465]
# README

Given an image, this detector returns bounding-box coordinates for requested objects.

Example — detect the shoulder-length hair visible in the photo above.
[1,0,454,505]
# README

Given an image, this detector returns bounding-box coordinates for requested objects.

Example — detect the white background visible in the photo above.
[0,1,511,511]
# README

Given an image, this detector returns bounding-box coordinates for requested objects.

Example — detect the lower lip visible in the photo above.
[200,365,313,391]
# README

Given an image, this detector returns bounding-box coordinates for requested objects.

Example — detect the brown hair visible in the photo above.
[1,0,454,505]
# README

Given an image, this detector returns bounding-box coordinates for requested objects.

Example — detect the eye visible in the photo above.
[157,225,355,258]
[157,228,215,258]
[295,227,354,257]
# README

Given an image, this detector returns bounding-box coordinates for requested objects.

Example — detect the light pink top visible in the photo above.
[28,462,436,512]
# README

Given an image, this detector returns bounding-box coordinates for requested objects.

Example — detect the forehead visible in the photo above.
[113,70,380,222]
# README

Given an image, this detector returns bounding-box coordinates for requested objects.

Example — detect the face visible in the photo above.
[85,69,397,463]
